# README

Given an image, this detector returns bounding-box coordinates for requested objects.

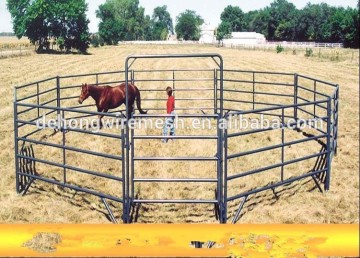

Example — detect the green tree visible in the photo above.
[297,3,334,42]
[355,1,360,48]
[96,2,122,45]
[96,0,147,44]
[248,7,271,38]
[244,10,259,31]
[175,10,204,40]
[6,0,31,39]
[329,7,359,47]
[90,33,104,47]
[237,0,359,48]
[151,5,173,40]
[220,5,246,32]
[268,0,298,40]
[216,21,232,42]
[143,15,153,41]
[7,0,90,53]
[131,6,148,40]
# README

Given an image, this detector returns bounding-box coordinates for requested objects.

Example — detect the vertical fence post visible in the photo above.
[325,97,332,191]
[216,115,222,222]
[252,72,255,110]
[294,73,298,121]
[218,56,225,222]
[219,59,223,117]
[216,115,225,223]
[334,86,339,155]
[56,76,61,117]
[62,110,67,184]
[130,69,135,212]
[214,69,218,114]
[121,127,126,223]
[36,83,40,118]
[313,81,317,119]
[14,88,20,193]
[281,107,285,181]
[125,58,130,223]
[95,74,99,85]
[131,127,135,204]
[223,120,228,223]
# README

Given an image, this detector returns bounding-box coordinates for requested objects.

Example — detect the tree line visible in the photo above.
[6,0,359,53]
[217,0,359,48]
[95,0,204,44]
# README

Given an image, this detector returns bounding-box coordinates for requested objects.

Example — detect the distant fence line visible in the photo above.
[121,40,343,49]
[0,45,34,58]
[223,41,343,49]
[0,39,344,59]
[121,40,200,45]
[264,41,343,48]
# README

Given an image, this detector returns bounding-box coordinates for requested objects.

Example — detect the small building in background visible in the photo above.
[167,34,177,41]
[222,32,266,46]
[199,24,216,44]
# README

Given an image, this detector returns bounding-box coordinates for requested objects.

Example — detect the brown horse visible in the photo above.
[78,82,147,125]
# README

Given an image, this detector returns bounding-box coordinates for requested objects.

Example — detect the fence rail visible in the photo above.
[224,41,344,49]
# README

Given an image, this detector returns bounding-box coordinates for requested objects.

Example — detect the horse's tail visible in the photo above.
[135,87,147,114]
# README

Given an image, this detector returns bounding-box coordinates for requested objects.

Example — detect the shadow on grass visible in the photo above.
[227,146,328,223]
[36,49,92,55]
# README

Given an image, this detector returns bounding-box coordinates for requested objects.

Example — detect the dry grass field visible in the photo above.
[0,44,358,224]
[0,36,31,43]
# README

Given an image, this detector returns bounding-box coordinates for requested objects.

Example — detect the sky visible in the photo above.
[0,0,358,33]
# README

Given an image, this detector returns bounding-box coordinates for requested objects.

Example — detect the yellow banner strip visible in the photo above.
[0,224,358,257]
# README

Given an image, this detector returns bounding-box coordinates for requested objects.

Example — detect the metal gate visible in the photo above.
[123,54,226,223]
